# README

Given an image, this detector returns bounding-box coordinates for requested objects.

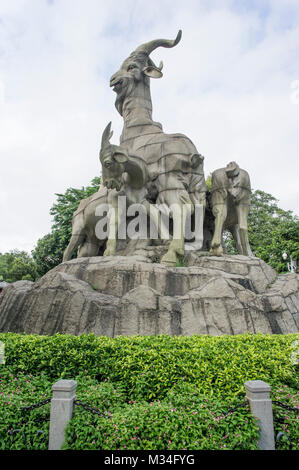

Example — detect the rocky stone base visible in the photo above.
[0,250,298,336]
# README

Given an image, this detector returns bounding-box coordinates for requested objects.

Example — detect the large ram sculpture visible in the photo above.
[109,30,207,266]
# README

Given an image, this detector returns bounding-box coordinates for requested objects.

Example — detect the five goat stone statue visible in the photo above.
[63,30,253,265]
[4,30,298,339]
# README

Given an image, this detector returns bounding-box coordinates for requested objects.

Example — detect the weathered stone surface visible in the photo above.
[0,253,298,337]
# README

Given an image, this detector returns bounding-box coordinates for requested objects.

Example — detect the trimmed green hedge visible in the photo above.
[0,332,298,450]
[0,332,298,400]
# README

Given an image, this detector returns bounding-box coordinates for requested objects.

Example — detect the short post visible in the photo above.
[48,379,77,450]
[245,380,275,450]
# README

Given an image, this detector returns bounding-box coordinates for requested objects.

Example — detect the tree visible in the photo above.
[31,231,66,277]
[0,250,38,283]
[255,218,299,273]
[32,177,101,277]
[224,189,298,272]
[247,190,294,253]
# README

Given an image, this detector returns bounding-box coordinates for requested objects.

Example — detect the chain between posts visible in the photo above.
[7,398,51,445]
[6,388,298,448]
[73,398,248,420]
[272,400,299,414]
[221,400,248,418]
[272,400,298,449]
[20,398,51,413]
[12,396,299,422]
[74,399,111,418]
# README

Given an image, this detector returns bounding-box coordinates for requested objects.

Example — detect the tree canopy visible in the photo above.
[0,250,38,283]
[32,177,101,277]
[225,189,299,272]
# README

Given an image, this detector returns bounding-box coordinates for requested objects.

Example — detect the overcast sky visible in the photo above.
[0,0,298,254]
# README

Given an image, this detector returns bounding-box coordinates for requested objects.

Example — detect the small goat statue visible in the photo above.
[210,161,253,257]
[62,186,109,262]
[99,122,164,257]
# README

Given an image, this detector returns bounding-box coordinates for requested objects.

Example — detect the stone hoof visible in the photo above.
[245,250,254,257]
[169,240,184,256]
[104,241,116,257]
[210,245,223,257]
[104,248,116,256]
[161,251,178,267]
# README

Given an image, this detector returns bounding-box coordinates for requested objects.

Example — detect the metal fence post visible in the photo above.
[48,379,77,450]
[245,380,275,450]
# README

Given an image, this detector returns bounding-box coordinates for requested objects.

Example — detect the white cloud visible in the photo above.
[0,0,298,254]
[0,75,4,103]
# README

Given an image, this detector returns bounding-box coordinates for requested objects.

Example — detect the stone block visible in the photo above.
[0,253,298,336]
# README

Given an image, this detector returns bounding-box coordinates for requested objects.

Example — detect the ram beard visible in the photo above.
[114,79,134,116]
[115,93,125,116]
[104,178,123,192]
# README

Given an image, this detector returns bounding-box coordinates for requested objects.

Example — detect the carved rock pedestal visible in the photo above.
[0,250,298,337]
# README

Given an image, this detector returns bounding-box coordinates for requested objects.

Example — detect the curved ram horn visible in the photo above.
[101,121,113,148]
[134,30,182,56]
[147,57,164,72]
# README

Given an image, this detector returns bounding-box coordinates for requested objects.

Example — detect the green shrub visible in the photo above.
[63,382,260,450]
[0,332,298,401]
[271,383,299,450]
[0,368,52,450]
[0,332,298,450]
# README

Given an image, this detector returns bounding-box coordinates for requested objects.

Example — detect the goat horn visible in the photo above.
[134,30,182,56]
[147,58,164,71]
[101,122,113,148]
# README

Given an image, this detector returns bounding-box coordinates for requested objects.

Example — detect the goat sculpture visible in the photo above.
[62,186,109,262]
[109,30,207,266]
[99,122,163,256]
[63,31,254,265]
[210,161,253,257]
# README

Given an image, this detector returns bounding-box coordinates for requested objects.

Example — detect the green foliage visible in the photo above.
[256,219,299,273]
[1,333,298,399]
[0,250,38,283]
[224,189,299,272]
[32,177,101,277]
[205,173,212,191]
[175,255,187,267]
[248,190,294,248]
[63,382,260,450]
[0,178,101,280]
[50,177,101,235]
[248,190,298,272]
[0,369,52,450]
[271,384,299,450]
[31,231,65,277]
[0,333,298,450]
